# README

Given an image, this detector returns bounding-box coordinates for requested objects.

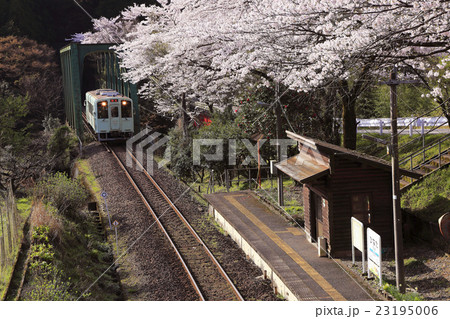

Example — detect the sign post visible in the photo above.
[112,220,120,258]
[101,191,112,230]
[351,217,365,273]
[367,228,382,287]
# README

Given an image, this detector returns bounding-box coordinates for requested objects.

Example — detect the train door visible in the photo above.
[97,101,110,133]
[120,100,133,132]
[110,103,120,131]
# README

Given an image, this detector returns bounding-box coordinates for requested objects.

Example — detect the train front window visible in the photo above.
[97,102,108,119]
[111,106,119,118]
[121,100,132,118]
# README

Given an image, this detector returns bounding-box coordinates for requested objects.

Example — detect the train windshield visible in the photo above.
[111,106,119,117]
[97,102,108,119]
[121,101,132,118]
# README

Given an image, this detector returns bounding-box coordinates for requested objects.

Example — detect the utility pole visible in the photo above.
[388,66,405,293]
[372,67,420,294]
[383,66,420,293]
[275,81,284,206]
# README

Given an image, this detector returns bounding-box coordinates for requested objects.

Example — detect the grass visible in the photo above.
[284,205,304,217]
[198,214,227,238]
[16,198,32,220]
[49,218,121,301]
[21,219,120,301]
[76,159,102,199]
[401,166,450,222]
[383,282,423,301]
[0,265,14,300]
[61,159,122,300]
[403,257,423,269]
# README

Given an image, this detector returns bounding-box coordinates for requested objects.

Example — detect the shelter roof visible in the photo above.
[275,131,422,182]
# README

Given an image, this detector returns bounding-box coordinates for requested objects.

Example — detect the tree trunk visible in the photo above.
[339,66,371,150]
[433,96,450,130]
[342,99,357,150]
[207,103,214,114]
[442,105,450,130]
[181,93,189,140]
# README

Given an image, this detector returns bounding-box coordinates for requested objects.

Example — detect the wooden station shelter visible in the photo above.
[275,131,421,257]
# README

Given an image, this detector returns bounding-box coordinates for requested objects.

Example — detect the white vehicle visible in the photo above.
[84,89,134,141]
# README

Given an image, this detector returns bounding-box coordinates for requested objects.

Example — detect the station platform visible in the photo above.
[204,191,373,301]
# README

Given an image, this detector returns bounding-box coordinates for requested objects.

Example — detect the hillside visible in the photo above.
[401,166,450,223]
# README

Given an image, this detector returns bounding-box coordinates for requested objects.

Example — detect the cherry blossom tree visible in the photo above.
[79,0,450,148]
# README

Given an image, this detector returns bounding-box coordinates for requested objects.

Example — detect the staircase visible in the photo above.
[400,134,450,190]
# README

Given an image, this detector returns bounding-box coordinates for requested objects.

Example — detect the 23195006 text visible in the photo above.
[315,305,439,317]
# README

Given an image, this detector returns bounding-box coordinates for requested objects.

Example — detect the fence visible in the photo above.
[356,116,448,135]
[204,167,273,194]
[0,187,19,282]
[357,116,448,128]
[225,167,273,192]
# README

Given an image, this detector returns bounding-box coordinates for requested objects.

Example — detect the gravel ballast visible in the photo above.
[84,142,278,301]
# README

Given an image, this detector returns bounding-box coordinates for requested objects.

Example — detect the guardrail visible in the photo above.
[355,116,448,136]
[356,116,448,128]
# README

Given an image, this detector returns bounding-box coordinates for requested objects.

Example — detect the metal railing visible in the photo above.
[399,134,450,171]
[382,121,449,160]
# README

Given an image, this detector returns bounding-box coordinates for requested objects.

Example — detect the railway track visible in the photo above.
[106,144,244,301]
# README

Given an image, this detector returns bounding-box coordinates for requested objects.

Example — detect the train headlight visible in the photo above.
[101,101,107,107]
[121,100,128,106]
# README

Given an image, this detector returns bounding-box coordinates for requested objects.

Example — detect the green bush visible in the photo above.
[24,264,75,301]
[31,225,50,243]
[30,243,55,263]
[34,172,88,219]
[285,206,304,217]
[47,125,78,171]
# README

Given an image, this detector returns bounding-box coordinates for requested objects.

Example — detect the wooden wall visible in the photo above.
[303,181,331,252]
[303,185,311,238]
[329,156,394,256]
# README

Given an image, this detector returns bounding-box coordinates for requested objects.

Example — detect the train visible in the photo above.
[84,89,134,141]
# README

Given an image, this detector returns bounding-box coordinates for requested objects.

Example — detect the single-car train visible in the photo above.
[84,89,134,141]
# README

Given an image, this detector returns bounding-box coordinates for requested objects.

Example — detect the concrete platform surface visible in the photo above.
[205,191,373,301]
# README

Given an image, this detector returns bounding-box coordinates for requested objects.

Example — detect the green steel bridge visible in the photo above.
[60,43,140,137]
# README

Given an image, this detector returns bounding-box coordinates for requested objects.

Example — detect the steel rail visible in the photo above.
[106,144,205,301]
[126,147,245,301]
